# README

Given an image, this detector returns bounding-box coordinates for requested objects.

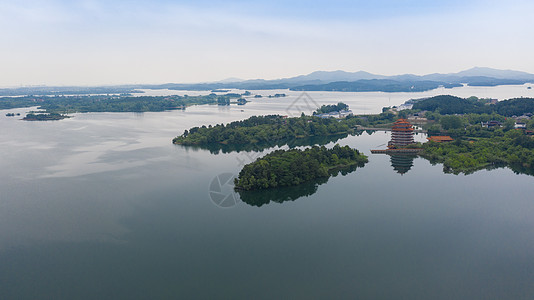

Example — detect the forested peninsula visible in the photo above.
[234,145,368,191]
[173,115,356,145]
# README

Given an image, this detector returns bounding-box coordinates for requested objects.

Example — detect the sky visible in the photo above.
[1,0,533,86]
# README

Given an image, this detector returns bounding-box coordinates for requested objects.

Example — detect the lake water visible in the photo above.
[1,86,534,299]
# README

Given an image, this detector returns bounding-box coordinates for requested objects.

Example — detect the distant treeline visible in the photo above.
[0,93,246,113]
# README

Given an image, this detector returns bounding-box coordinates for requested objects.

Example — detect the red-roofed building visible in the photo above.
[427,136,454,143]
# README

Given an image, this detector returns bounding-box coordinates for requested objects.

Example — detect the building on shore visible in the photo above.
[388,119,415,148]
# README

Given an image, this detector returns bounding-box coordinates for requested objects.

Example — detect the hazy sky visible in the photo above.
[1,0,533,86]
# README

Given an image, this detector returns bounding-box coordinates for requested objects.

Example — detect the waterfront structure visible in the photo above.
[388,119,414,148]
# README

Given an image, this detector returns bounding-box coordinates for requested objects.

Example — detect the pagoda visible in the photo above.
[388,119,414,148]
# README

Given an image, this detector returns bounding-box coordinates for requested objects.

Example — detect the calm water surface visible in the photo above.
[1,87,534,299]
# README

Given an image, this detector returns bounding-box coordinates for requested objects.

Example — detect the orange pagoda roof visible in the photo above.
[392,119,414,131]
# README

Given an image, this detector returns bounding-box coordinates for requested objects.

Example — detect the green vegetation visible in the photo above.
[412,95,534,116]
[421,130,534,174]
[439,115,463,130]
[412,95,483,114]
[391,95,534,175]
[314,102,349,115]
[23,113,70,121]
[173,115,354,145]
[234,145,368,190]
[413,102,534,174]
[172,105,400,150]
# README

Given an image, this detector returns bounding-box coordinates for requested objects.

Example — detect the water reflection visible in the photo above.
[180,131,365,154]
[421,158,534,177]
[389,155,416,175]
[236,164,361,207]
[509,163,534,176]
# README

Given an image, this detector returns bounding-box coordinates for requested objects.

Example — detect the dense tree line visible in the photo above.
[495,98,534,116]
[234,145,368,190]
[412,95,534,116]
[412,95,486,114]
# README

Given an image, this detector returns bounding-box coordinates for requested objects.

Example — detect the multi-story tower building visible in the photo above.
[388,119,414,148]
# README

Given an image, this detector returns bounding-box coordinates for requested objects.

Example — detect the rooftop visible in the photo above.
[427,136,454,143]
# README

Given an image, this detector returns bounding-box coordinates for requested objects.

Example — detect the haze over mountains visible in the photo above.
[1,67,534,96]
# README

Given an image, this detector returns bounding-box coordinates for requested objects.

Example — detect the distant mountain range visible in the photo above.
[208,67,534,92]
[2,67,534,96]
[151,67,534,93]
[288,67,534,82]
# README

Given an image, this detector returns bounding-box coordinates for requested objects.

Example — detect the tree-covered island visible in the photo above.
[234,145,368,190]
[23,113,70,121]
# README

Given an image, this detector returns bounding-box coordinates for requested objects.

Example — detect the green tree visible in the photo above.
[440,115,463,130]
